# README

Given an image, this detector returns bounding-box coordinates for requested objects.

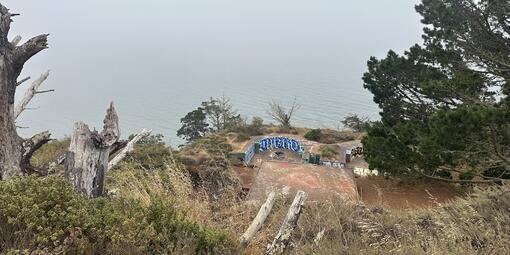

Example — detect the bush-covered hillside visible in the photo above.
[1,136,510,254]
[0,141,237,254]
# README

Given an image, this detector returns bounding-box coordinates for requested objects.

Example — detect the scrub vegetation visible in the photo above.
[2,137,510,254]
[1,0,510,254]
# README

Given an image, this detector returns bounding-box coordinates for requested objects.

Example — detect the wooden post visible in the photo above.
[239,191,276,250]
[64,103,120,198]
[266,190,307,255]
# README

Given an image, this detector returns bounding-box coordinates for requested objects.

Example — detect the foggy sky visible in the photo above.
[5,0,423,144]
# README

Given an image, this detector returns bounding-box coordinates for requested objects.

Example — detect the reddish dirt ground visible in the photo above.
[247,161,358,201]
[356,176,464,209]
[234,165,465,208]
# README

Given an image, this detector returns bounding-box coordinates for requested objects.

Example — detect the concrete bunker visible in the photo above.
[228,136,303,165]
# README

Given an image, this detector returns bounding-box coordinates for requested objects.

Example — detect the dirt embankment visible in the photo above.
[357,176,464,209]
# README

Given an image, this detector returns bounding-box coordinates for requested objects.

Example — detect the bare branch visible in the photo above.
[109,140,128,155]
[21,131,52,175]
[14,70,50,119]
[35,89,54,94]
[13,34,49,65]
[108,128,152,171]
[267,99,300,129]
[16,76,30,86]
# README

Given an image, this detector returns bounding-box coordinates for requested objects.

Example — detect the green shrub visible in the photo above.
[146,196,230,253]
[459,170,476,180]
[276,125,298,134]
[0,175,97,249]
[229,117,265,137]
[341,114,370,132]
[185,134,233,158]
[0,176,235,254]
[246,117,265,136]
[123,134,173,170]
[304,129,321,141]
[320,145,338,159]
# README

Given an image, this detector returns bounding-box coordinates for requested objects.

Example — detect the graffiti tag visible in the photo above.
[259,137,302,152]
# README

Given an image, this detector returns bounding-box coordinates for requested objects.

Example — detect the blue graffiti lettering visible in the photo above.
[258,137,302,153]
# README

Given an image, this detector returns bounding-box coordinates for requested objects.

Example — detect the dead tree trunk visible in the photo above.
[266,191,307,255]
[64,103,120,198]
[0,4,50,180]
[239,191,276,251]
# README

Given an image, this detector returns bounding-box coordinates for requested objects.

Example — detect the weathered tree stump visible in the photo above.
[65,103,119,198]
[266,190,307,255]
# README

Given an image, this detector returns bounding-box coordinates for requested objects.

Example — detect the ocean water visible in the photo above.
[9,0,422,146]
[16,69,379,146]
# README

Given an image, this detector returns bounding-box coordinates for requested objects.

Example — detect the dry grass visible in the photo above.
[200,182,510,254]
[22,138,510,254]
[288,184,509,254]
[107,153,216,229]
[30,138,69,173]
[319,144,341,160]
[316,129,361,144]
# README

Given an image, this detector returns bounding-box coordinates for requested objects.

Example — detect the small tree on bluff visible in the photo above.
[177,107,210,142]
[268,99,300,130]
[341,114,370,132]
[201,95,242,132]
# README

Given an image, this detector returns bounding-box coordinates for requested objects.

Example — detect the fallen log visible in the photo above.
[239,191,276,251]
[64,102,120,198]
[108,128,152,171]
[266,190,307,255]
